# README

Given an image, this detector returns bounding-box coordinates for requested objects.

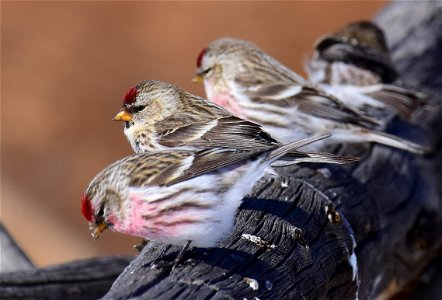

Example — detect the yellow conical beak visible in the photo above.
[192,74,204,84]
[91,222,107,239]
[113,110,133,122]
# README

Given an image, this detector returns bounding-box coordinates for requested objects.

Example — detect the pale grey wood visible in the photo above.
[0,223,34,273]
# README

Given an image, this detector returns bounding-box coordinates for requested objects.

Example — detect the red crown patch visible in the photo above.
[123,86,137,105]
[81,193,94,222]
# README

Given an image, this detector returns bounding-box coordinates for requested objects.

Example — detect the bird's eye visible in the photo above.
[97,205,105,217]
[203,67,213,75]
[131,106,146,113]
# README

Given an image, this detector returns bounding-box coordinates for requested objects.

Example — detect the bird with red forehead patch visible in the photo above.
[112,80,359,166]
[80,135,332,252]
[192,38,428,154]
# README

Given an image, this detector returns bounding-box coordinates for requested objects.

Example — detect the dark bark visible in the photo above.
[1,1,441,299]
[0,256,133,300]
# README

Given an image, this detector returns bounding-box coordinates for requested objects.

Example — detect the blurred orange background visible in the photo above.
[1,1,386,267]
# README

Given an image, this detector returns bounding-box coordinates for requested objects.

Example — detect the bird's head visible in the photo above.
[334,21,388,53]
[315,21,389,55]
[193,38,299,91]
[193,38,254,85]
[113,80,181,129]
[81,168,126,239]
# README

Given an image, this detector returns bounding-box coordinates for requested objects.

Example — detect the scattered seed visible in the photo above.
[244,277,259,291]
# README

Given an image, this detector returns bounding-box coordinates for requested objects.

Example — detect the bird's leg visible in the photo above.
[172,240,192,269]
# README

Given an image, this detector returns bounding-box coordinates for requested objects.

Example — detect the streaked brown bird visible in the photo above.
[113,80,358,165]
[81,136,330,252]
[194,38,428,154]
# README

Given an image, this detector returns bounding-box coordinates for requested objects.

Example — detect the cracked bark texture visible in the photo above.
[1,1,441,299]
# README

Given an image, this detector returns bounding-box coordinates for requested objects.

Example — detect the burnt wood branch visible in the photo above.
[1,1,441,299]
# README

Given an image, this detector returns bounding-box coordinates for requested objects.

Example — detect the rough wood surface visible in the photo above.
[0,223,34,273]
[0,1,441,299]
[0,256,133,300]
[104,2,442,299]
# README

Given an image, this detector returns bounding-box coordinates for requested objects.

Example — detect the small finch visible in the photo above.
[112,80,357,165]
[194,38,428,154]
[305,21,425,120]
[81,135,329,250]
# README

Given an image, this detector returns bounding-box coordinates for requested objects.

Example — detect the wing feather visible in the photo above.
[123,148,267,187]
[364,84,425,119]
[236,80,381,128]
[156,115,279,151]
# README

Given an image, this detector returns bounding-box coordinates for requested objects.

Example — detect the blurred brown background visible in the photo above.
[1,1,386,267]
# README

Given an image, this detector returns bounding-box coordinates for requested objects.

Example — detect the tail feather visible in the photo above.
[361,129,429,155]
[264,133,332,163]
[272,151,359,167]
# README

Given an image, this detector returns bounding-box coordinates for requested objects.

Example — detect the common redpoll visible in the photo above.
[194,38,427,154]
[113,80,357,165]
[81,136,328,249]
[305,21,424,119]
